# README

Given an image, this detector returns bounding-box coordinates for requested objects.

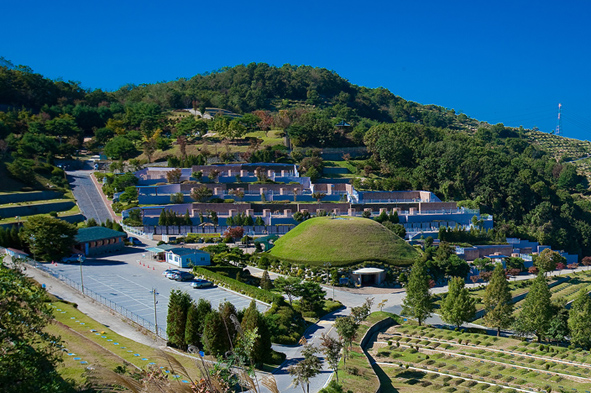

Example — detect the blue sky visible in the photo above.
[3,0,591,140]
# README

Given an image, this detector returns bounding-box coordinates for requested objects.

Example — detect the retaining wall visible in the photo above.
[359,316,396,393]
[0,191,63,204]
[0,201,76,218]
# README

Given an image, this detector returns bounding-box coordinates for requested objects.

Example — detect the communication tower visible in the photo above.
[555,103,562,135]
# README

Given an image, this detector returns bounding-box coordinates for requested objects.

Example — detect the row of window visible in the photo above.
[88,238,120,248]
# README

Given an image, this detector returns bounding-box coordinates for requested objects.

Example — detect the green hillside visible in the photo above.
[269,217,419,266]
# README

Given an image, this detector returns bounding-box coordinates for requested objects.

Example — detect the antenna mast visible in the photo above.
[555,103,562,135]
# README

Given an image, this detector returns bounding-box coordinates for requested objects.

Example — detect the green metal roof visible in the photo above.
[167,247,209,256]
[75,227,126,243]
[147,244,177,252]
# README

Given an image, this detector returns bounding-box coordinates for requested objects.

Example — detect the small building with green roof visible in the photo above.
[74,226,126,256]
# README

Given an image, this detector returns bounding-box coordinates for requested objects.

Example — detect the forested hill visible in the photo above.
[2,59,591,257]
[0,60,478,133]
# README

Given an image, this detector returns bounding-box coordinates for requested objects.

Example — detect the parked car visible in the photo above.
[164,269,182,279]
[62,254,85,263]
[191,279,213,289]
[175,272,194,282]
[129,237,143,246]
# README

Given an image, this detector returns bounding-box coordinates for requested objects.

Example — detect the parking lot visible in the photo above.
[50,247,268,332]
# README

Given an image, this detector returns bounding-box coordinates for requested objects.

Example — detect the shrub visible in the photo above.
[193,267,281,304]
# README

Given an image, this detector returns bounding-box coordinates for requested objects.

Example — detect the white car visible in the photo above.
[62,254,86,263]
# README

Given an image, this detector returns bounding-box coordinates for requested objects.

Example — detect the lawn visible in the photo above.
[269,216,419,266]
[48,301,206,388]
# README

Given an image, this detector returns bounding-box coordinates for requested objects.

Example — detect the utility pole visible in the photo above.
[78,255,85,294]
[151,288,159,336]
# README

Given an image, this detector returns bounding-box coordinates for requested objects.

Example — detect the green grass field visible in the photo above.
[269,216,419,266]
[47,301,206,388]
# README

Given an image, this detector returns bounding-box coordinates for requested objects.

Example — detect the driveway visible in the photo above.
[66,166,114,222]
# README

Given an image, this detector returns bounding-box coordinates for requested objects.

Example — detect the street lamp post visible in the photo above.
[150,288,159,337]
[324,262,335,300]
[29,235,37,268]
[78,255,85,294]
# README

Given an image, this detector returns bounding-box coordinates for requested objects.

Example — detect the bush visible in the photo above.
[193,267,281,304]
[269,351,286,365]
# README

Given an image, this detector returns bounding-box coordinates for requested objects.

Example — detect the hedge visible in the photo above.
[193,267,282,305]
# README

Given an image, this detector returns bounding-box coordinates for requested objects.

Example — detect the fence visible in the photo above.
[2,248,167,339]
[121,223,154,240]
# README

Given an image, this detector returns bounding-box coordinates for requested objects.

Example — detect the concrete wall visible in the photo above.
[0,201,76,218]
[359,317,396,393]
[0,191,63,204]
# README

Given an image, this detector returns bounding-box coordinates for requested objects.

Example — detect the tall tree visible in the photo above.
[288,344,322,393]
[240,300,272,365]
[483,264,514,336]
[0,261,77,393]
[260,270,273,290]
[166,289,192,349]
[185,299,212,349]
[20,216,77,261]
[202,310,226,356]
[547,298,570,343]
[320,333,343,383]
[402,260,433,326]
[334,316,357,366]
[190,185,213,202]
[568,289,591,349]
[441,276,476,329]
[274,276,301,305]
[514,273,552,342]
[535,249,564,275]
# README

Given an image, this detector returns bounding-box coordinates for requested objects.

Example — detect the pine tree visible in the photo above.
[185,302,200,347]
[184,209,192,225]
[158,209,167,226]
[260,270,273,290]
[441,276,476,329]
[568,289,591,349]
[226,216,234,226]
[240,300,272,365]
[389,210,399,223]
[514,273,552,342]
[245,215,254,226]
[0,227,6,247]
[483,264,514,336]
[166,289,192,349]
[219,301,238,352]
[202,310,225,355]
[402,260,433,326]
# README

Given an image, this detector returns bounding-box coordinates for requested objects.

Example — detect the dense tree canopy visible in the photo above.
[0,261,76,393]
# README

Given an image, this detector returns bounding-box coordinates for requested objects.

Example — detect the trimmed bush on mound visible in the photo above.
[268,216,419,266]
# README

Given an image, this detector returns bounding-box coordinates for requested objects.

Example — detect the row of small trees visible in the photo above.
[166,290,272,365]
[403,259,591,347]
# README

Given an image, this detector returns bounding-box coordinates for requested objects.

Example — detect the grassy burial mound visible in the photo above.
[269,216,419,266]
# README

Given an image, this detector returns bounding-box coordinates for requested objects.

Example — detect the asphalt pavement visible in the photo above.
[47,247,268,336]
[67,166,114,223]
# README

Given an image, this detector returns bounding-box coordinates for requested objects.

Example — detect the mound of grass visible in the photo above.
[269,216,419,266]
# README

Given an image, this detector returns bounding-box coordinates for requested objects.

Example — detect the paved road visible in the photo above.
[47,248,268,336]
[67,166,113,223]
